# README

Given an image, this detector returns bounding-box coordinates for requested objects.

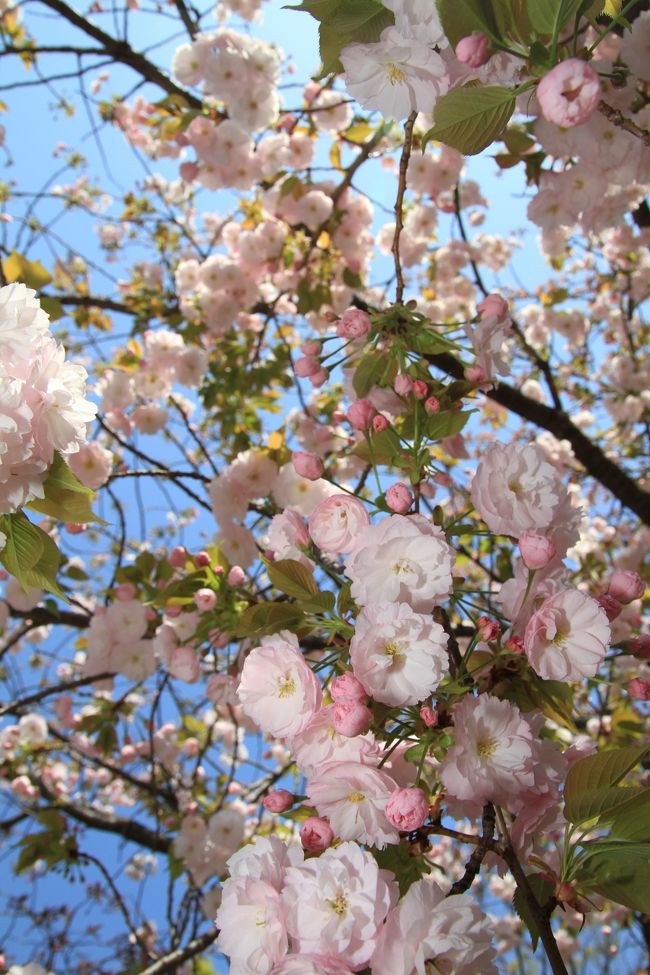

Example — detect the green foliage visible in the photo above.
[423,85,518,155]
[526,0,585,36]
[288,0,394,74]
[27,452,106,525]
[2,249,52,289]
[352,350,397,397]
[234,600,306,638]
[266,558,318,599]
[0,510,66,600]
[512,874,555,950]
[563,745,649,823]
[373,841,431,896]
[435,0,499,46]
[574,840,650,912]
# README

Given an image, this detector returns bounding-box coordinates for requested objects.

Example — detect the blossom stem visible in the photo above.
[391,110,417,305]
[495,807,569,975]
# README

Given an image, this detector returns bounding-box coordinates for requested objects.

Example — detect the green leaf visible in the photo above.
[373,841,431,895]
[328,0,393,40]
[301,590,337,615]
[27,452,106,525]
[424,85,517,155]
[435,0,499,46]
[352,426,403,466]
[318,21,347,74]
[425,409,472,443]
[512,874,555,951]
[564,746,648,822]
[151,569,208,607]
[353,351,388,397]
[233,601,305,638]
[610,791,650,841]
[494,672,577,730]
[287,0,344,21]
[575,841,650,912]
[563,785,648,828]
[2,250,52,289]
[0,511,66,600]
[266,558,317,599]
[526,0,584,35]
[39,296,65,321]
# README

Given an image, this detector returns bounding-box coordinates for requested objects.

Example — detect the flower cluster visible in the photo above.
[0,283,96,513]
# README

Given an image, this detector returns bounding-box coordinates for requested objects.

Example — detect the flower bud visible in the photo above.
[263,789,294,813]
[386,482,413,515]
[596,592,622,622]
[295,355,321,378]
[308,367,329,388]
[412,379,428,399]
[347,399,376,430]
[385,787,429,831]
[628,678,650,700]
[625,635,650,660]
[333,702,373,737]
[455,32,491,68]
[300,816,334,852]
[194,588,217,613]
[301,340,321,356]
[424,396,440,414]
[372,414,389,433]
[337,307,371,339]
[227,566,245,586]
[169,546,187,568]
[292,450,324,480]
[331,672,367,704]
[519,531,556,570]
[466,365,489,384]
[195,551,211,567]
[478,293,508,319]
[419,705,438,727]
[608,569,644,605]
[394,374,413,397]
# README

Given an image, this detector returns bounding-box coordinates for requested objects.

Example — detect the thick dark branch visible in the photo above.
[38,785,172,853]
[426,351,650,526]
[448,803,496,895]
[7,605,91,628]
[140,927,220,975]
[36,0,203,109]
[0,672,113,716]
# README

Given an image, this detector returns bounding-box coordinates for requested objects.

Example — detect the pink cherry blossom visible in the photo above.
[456,33,491,67]
[308,494,370,554]
[385,787,429,832]
[337,307,371,339]
[371,879,497,975]
[300,816,334,852]
[524,589,610,681]
[345,515,454,613]
[306,760,400,848]
[330,672,367,705]
[608,569,644,604]
[519,531,557,570]
[350,601,448,707]
[347,399,376,430]
[216,876,288,974]
[439,694,538,808]
[291,450,324,480]
[537,58,601,128]
[333,702,373,737]
[385,482,413,514]
[263,789,294,813]
[282,841,398,967]
[237,630,322,738]
[291,704,380,776]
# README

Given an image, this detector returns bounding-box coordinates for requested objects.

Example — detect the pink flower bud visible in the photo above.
[337,307,372,339]
[301,340,321,356]
[506,635,525,654]
[478,615,500,641]
[308,367,329,388]
[347,399,376,430]
[412,379,428,399]
[195,551,211,567]
[519,532,557,570]
[537,58,601,128]
[394,374,413,397]
[330,672,367,704]
[292,450,324,480]
[626,635,650,660]
[333,702,373,737]
[263,789,295,813]
[466,365,489,384]
[115,582,136,601]
[596,592,622,622]
[478,293,509,319]
[419,705,438,727]
[455,33,491,68]
[179,161,199,182]
[295,355,321,378]
[169,546,187,568]
[194,588,217,613]
[385,787,429,831]
[424,396,440,414]
[300,816,334,852]
[386,482,413,515]
[628,678,650,700]
[608,570,644,605]
[227,566,246,586]
[372,414,389,433]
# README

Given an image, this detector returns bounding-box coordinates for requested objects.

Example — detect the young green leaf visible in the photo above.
[564,745,648,822]
[526,0,585,36]
[27,452,106,525]
[435,0,499,46]
[423,85,517,155]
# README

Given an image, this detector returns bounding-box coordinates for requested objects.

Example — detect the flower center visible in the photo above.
[385,641,404,663]
[476,736,498,759]
[328,891,348,916]
[386,62,406,85]
[277,673,296,698]
[392,557,414,576]
[347,791,366,803]
[508,478,522,495]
